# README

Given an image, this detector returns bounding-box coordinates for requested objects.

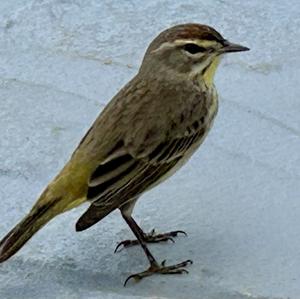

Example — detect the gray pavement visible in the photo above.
[0,1,299,298]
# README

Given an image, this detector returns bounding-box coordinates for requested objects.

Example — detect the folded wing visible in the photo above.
[76,125,205,231]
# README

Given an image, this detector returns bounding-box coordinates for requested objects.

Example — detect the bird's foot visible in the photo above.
[124,259,193,286]
[115,229,187,253]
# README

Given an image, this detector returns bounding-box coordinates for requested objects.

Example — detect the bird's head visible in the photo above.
[140,23,249,87]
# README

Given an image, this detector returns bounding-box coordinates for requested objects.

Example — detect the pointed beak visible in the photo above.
[219,40,250,54]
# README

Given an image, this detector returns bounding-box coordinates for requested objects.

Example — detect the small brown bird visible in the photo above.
[0,23,249,284]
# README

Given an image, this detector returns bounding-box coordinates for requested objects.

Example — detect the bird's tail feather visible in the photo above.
[76,203,117,231]
[0,196,61,263]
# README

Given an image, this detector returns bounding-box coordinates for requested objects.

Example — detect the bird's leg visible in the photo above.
[121,213,192,286]
[115,228,186,252]
[115,214,186,253]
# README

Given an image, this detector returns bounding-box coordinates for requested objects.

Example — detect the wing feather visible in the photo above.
[89,154,135,187]
[75,76,210,230]
[87,127,205,206]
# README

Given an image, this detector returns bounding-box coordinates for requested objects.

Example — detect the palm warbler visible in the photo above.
[0,23,249,284]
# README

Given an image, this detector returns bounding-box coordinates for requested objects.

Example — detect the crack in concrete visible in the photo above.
[223,60,282,75]
[0,75,106,106]
[210,141,300,181]
[223,97,300,138]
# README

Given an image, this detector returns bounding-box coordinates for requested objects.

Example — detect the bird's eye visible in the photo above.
[183,43,206,54]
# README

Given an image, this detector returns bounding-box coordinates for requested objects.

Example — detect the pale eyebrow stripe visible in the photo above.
[152,39,219,53]
[173,39,219,48]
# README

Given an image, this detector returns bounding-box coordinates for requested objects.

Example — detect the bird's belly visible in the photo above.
[141,88,218,193]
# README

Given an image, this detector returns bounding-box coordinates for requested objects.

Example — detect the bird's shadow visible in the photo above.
[0,237,272,299]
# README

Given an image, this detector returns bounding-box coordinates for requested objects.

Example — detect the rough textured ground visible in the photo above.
[0,1,299,298]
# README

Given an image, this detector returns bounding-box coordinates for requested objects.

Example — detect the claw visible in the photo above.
[114,239,139,253]
[114,242,124,253]
[180,259,193,266]
[115,229,188,254]
[168,259,193,269]
[123,259,193,286]
[124,273,143,286]
[169,230,187,237]
[161,268,189,275]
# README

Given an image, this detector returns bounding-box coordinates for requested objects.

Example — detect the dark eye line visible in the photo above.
[182,43,206,54]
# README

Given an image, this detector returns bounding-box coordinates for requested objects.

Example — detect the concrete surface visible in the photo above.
[0,1,299,298]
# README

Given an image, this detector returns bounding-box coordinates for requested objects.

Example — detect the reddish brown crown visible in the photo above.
[147,23,226,52]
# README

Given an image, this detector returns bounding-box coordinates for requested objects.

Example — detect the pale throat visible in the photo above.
[192,56,221,89]
[202,57,221,88]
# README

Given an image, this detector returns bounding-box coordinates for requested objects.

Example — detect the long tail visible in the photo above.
[0,158,89,263]
[0,195,62,263]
